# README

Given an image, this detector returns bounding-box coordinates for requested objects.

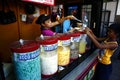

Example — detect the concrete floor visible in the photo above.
[110,59,120,80]
[110,47,120,80]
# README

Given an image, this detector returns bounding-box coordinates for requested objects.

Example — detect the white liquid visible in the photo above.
[40,53,58,75]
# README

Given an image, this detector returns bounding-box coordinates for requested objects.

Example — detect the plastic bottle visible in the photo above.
[82,15,88,29]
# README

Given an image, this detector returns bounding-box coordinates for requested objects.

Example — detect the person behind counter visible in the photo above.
[85,23,120,80]
[36,14,76,36]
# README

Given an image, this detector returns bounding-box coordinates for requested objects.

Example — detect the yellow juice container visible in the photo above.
[79,39,87,54]
[57,34,71,66]
[79,32,87,54]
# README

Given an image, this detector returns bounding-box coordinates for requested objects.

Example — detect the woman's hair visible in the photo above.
[109,23,120,35]
[109,23,120,43]
[36,14,51,30]
[36,14,50,25]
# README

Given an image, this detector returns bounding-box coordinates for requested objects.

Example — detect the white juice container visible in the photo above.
[37,37,58,78]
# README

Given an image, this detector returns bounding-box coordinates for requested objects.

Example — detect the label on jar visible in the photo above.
[42,43,58,51]
[13,49,40,61]
[71,37,80,42]
[62,39,71,45]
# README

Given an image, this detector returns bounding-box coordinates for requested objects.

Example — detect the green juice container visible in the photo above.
[10,39,41,80]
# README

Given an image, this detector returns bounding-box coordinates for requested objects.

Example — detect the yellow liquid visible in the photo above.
[58,46,70,66]
[79,41,86,54]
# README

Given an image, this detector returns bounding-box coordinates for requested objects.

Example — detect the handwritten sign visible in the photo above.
[22,0,55,6]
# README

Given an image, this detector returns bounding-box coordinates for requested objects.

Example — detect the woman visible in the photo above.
[36,14,75,36]
[85,23,120,80]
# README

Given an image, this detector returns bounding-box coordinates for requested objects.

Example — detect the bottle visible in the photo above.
[82,15,88,30]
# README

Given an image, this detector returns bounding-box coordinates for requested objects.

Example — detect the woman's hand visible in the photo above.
[68,28,77,33]
[85,27,93,37]
[57,15,76,24]
[58,17,66,24]
[85,27,92,32]
[66,15,76,20]
[85,27,93,34]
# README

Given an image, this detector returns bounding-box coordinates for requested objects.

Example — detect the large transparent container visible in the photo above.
[10,40,41,80]
[79,32,87,54]
[70,32,81,60]
[58,35,71,66]
[37,37,58,77]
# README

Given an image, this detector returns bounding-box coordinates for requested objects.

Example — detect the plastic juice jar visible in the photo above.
[10,40,41,80]
[58,35,71,66]
[37,37,58,78]
[79,32,87,54]
[69,32,81,60]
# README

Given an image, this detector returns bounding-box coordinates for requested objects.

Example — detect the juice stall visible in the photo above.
[0,0,104,80]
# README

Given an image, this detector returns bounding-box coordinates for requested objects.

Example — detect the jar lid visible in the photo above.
[58,34,71,40]
[37,38,58,45]
[80,31,86,34]
[69,32,81,37]
[10,40,39,53]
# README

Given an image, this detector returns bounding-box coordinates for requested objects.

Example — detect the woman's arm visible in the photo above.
[91,30,107,41]
[86,28,118,49]
[86,27,107,41]
[51,15,76,27]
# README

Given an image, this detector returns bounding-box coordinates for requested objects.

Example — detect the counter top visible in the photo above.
[5,49,99,80]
